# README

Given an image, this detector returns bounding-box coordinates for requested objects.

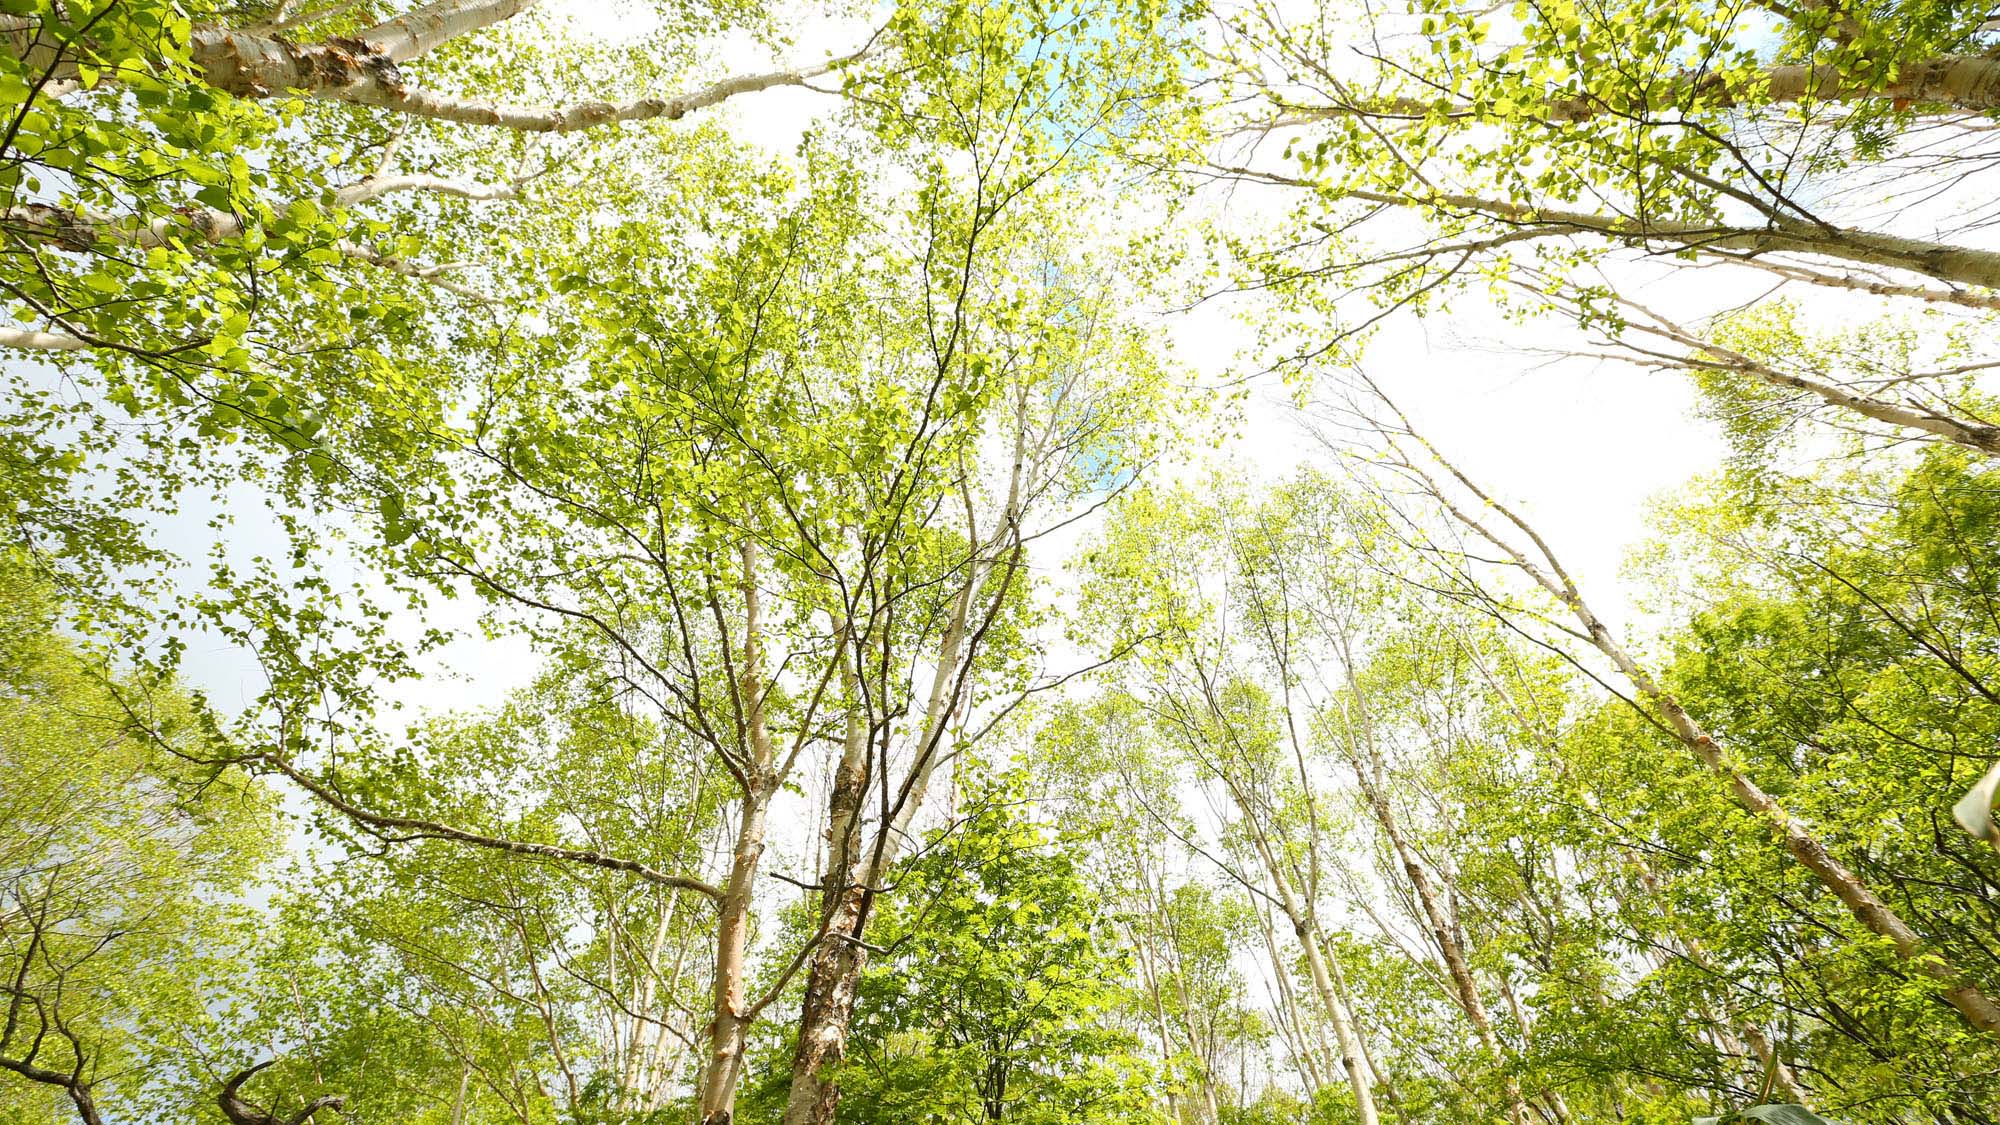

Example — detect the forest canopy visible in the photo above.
[4,1,2000,1123]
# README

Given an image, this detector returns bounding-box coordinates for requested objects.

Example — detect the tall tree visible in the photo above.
[1348,378,2000,1056]
[837,768,1156,1125]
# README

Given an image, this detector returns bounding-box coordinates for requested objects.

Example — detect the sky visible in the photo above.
[118,13,1745,970]
[10,1,1960,1096]
[105,0,1739,727]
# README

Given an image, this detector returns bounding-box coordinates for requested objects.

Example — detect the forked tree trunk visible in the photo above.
[779,442,1029,1122]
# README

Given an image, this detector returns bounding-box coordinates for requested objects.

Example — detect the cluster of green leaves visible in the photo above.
[1691,302,2000,469]
[0,552,289,1121]
[16,0,2000,1121]
[838,772,1161,1125]
[1370,445,2000,1119]
[1060,443,2000,1122]
[1,0,457,469]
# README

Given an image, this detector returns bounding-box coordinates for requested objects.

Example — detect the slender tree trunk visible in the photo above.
[1131,923,1192,1125]
[446,1062,471,1125]
[1174,972,1226,1125]
[1592,293,2000,456]
[1388,417,2000,1039]
[1308,185,2000,293]
[1345,727,1527,1124]
[1329,620,1533,1125]
[1245,838,1378,1125]
[620,893,676,1102]
[1297,926,1379,1125]
[1466,629,1810,1107]
[1738,1021,1808,1106]
[1321,939,1404,1114]
[1253,901,1328,1096]
[1298,53,2000,125]
[698,541,779,1125]
[1205,783,1380,1124]
[697,793,771,1125]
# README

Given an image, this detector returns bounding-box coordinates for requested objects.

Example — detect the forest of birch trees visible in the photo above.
[5,1,2000,1123]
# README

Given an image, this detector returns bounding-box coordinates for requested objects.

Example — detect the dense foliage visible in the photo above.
[4,0,1999,1123]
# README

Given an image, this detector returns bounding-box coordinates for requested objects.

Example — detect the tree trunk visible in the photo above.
[697,540,779,1125]
[1392,424,2000,1040]
[1302,53,2000,126]
[1184,692,1382,1124]
[779,410,1038,1123]
[1321,939,1404,1114]
[1253,901,1328,1096]
[351,0,539,63]
[1336,186,2000,293]
[1296,921,1380,1125]
[781,652,874,1125]
[1342,709,1528,1125]
[781,561,998,1122]
[184,24,868,133]
[1243,836,1377,1123]
[1131,923,1194,1125]
[696,792,771,1125]
[780,883,868,1125]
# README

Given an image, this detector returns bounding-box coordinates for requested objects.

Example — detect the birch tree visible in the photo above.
[1080,488,1391,1125]
[1179,0,2000,470]
[0,0,878,354]
[1202,0,2000,300]
[1345,376,2000,1049]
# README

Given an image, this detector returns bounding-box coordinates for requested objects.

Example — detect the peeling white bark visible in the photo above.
[332,172,524,206]
[352,0,542,64]
[3,203,493,301]
[0,327,89,352]
[187,25,873,134]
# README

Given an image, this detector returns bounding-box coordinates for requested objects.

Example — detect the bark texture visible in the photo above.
[186,25,867,134]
